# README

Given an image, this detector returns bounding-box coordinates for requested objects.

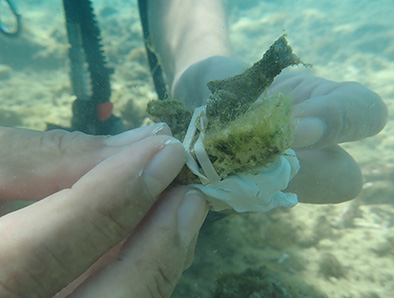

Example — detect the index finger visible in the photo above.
[269,72,387,149]
[292,81,387,149]
[0,123,171,201]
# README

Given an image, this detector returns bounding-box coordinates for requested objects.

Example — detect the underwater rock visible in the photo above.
[214,267,292,298]
[318,253,347,280]
[0,64,12,80]
[0,109,23,127]
[213,266,327,298]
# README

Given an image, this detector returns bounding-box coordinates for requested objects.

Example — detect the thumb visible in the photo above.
[69,187,209,298]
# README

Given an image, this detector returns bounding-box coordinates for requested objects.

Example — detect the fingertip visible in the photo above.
[143,137,186,197]
[293,117,326,149]
[177,190,209,247]
[105,123,172,147]
[152,122,172,136]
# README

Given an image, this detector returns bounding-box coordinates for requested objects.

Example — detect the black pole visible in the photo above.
[138,0,168,100]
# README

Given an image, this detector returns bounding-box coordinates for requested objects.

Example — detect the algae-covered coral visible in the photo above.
[147,35,303,184]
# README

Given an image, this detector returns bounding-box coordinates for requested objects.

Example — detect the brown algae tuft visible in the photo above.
[146,98,192,141]
[205,34,301,125]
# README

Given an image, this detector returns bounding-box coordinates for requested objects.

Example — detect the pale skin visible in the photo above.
[0,125,209,297]
[0,0,388,297]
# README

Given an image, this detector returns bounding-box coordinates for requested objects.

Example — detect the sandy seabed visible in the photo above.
[1,0,393,297]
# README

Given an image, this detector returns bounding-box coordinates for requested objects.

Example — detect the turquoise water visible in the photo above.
[1,0,393,297]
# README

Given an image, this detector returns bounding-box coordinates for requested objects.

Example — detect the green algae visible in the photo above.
[203,92,293,178]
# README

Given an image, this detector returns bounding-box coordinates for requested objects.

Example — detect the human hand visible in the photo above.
[269,70,387,150]
[172,57,387,204]
[0,124,209,297]
[269,69,387,203]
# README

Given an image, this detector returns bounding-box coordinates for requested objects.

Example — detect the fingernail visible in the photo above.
[107,123,171,146]
[178,190,209,246]
[151,123,171,136]
[293,117,326,148]
[144,138,186,197]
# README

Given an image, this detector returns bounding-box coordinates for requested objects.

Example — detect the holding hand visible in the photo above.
[172,57,387,204]
[270,70,387,203]
[0,124,208,297]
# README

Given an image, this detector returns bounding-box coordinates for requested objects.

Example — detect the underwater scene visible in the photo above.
[1,0,394,297]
